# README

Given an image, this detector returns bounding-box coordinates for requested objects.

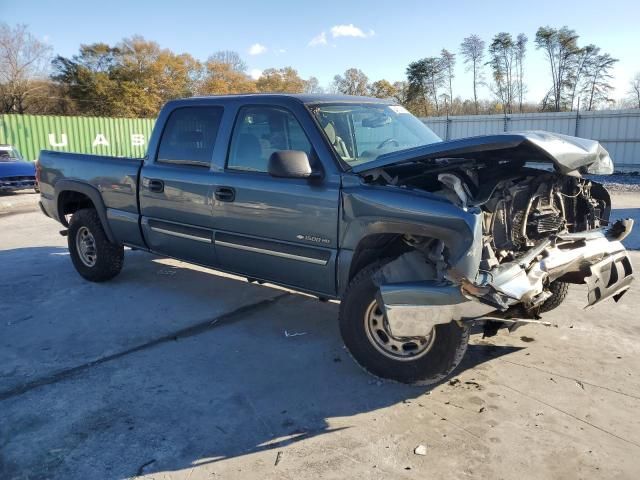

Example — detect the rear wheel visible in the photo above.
[339,260,469,385]
[68,208,124,282]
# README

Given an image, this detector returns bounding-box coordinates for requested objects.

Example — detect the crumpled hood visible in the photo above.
[352,131,614,176]
[0,161,36,178]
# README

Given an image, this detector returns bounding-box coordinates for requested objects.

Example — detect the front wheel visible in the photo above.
[68,208,124,282]
[339,261,469,385]
[538,280,569,313]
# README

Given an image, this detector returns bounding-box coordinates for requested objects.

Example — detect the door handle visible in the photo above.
[143,178,164,193]
[214,186,235,202]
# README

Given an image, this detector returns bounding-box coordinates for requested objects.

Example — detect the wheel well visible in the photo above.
[348,234,409,281]
[57,191,95,226]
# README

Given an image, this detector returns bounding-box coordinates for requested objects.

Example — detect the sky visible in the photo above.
[2,0,639,102]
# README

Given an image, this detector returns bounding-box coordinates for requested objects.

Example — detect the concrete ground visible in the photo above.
[1,191,639,479]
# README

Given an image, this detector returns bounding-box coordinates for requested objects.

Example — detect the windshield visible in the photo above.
[0,147,24,162]
[310,103,441,168]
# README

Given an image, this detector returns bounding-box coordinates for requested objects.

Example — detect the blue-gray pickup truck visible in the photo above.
[38,94,634,384]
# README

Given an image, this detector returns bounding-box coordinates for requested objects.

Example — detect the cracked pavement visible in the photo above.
[1,194,639,479]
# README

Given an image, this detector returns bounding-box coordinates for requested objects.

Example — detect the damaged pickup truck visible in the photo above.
[37,94,634,385]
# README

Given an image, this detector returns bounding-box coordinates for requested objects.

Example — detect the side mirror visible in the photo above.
[268,150,320,179]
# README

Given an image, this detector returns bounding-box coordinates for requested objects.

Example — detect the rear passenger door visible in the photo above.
[139,106,222,266]
[212,104,340,295]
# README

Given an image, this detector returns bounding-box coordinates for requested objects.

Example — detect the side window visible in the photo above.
[227,106,313,172]
[157,107,223,167]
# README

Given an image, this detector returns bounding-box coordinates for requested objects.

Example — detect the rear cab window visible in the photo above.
[157,107,224,167]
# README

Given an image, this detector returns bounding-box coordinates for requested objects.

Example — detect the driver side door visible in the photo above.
[212,104,340,295]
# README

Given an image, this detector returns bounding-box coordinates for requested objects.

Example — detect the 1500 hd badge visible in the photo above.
[296,234,331,244]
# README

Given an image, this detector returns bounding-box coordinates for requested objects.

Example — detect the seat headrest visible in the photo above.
[324,122,336,144]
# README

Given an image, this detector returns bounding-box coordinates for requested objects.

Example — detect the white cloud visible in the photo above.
[330,24,374,39]
[278,48,286,54]
[248,43,267,56]
[308,31,327,47]
[249,69,262,80]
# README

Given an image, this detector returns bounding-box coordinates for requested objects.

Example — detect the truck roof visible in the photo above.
[175,93,394,105]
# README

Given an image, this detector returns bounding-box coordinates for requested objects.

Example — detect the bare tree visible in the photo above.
[303,76,323,94]
[567,44,598,111]
[488,32,517,114]
[440,49,455,108]
[515,33,527,112]
[0,23,53,113]
[332,68,369,96]
[460,34,485,114]
[584,53,618,110]
[628,73,640,109]
[207,50,247,72]
[534,26,580,111]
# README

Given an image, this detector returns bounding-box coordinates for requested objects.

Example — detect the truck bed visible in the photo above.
[38,151,143,244]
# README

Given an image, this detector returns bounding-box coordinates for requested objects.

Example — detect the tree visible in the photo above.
[583,53,618,110]
[392,81,410,104]
[51,43,124,116]
[534,26,580,111]
[207,50,247,72]
[200,60,256,95]
[515,33,527,112]
[440,49,456,107]
[488,32,518,114]
[628,73,640,109]
[116,36,200,116]
[52,37,200,117]
[0,23,53,113]
[303,76,323,94]
[460,34,485,114]
[333,68,369,96]
[369,79,398,99]
[256,67,305,93]
[567,44,598,111]
[406,57,445,115]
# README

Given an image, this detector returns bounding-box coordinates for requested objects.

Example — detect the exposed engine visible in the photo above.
[364,159,613,301]
[479,172,609,267]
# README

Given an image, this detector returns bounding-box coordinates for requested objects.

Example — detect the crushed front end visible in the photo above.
[358,134,634,337]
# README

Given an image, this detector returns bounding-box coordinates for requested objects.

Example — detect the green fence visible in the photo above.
[0,114,156,161]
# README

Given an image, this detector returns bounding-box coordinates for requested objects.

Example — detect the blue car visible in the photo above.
[0,144,37,192]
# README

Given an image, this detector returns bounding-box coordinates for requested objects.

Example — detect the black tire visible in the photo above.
[68,208,124,282]
[539,281,569,313]
[339,260,469,385]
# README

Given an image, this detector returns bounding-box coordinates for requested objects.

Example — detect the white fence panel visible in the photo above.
[421,109,640,167]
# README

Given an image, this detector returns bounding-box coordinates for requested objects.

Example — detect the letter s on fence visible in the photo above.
[48,133,68,147]
[131,134,145,147]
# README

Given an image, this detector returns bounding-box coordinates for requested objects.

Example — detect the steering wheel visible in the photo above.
[377,138,400,149]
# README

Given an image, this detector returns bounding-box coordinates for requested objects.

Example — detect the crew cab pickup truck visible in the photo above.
[38,94,634,385]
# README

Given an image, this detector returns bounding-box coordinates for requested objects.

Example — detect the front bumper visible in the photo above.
[0,176,36,191]
[379,220,634,336]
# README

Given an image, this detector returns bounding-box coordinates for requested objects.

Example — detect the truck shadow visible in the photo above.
[0,246,523,479]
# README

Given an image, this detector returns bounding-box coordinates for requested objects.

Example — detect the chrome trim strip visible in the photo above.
[215,239,328,265]
[150,226,211,243]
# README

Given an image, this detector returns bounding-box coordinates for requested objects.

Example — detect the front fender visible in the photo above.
[339,184,483,286]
